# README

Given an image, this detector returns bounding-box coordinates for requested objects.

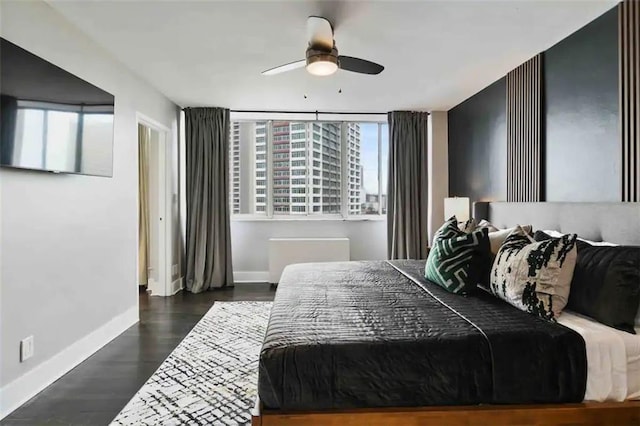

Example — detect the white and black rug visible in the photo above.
[111,301,272,426]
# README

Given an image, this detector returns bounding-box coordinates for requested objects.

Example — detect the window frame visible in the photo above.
[230,119,387,221]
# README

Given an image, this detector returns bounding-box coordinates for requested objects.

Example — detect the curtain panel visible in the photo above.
[185,107,233,293]
[387,111,429,260]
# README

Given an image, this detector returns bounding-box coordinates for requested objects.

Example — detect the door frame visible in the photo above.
[136,112,173,297]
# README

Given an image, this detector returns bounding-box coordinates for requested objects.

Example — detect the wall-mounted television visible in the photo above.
[0,38,115,177]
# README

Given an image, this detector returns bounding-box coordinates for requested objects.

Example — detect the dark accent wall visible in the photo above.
[448,6,620,203]
[448,78,507,202]
[545,7,619,201]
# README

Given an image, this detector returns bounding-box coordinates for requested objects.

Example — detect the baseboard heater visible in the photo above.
[268,237,350,284]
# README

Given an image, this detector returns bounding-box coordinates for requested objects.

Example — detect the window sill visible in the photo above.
[231,215,386,222]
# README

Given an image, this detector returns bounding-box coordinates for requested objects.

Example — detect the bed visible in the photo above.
[253,202,640,426]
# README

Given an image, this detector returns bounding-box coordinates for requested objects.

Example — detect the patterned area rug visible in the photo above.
[111,301,272,426]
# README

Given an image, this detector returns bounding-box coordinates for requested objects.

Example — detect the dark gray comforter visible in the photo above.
[258,260,587,411]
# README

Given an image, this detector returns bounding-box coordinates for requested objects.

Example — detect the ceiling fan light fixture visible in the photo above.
[261,17,384,77]
[306,53,338,76]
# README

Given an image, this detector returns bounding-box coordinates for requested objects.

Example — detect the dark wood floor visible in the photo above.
[1,284,276,426]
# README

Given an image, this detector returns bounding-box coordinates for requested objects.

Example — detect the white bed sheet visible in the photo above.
[558,311,640,402]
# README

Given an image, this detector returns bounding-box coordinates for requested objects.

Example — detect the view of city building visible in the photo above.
[230,121,386,216]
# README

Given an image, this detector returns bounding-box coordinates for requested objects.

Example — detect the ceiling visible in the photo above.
[47,0,618,112]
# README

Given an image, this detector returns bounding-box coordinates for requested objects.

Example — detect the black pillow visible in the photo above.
[534,231,640,334]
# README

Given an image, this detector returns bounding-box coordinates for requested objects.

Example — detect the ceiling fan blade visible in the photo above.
[338,56,384,75]
[262,59,306,76]
[307,16,334,51]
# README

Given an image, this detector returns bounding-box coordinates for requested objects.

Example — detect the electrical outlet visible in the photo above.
[20,336,34,362]
[172,264,178,275]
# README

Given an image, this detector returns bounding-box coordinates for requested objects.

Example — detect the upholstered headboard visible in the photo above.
[473,202,640,246]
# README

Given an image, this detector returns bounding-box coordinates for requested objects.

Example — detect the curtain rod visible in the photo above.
[228,109,389,115]
[182,108,430,116]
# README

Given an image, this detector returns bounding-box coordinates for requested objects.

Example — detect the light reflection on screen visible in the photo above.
[7,100,114,175]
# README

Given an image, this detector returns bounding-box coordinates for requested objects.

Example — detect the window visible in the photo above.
[291,141,306,150]
[291,132,305,140]
[358,123,388,215]
[229,120,387,217]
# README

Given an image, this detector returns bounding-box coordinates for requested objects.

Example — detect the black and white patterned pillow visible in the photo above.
[490,226,578,321]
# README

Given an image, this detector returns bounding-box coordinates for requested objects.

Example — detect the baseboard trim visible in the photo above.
[0,305,139,420]
[234,271,269,283]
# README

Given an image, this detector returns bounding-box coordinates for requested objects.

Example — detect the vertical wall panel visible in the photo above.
[621,0,640,202]
[506,55,542,201]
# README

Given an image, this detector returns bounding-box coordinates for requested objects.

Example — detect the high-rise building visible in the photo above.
[229,122,257,214]
[229,122,241,213]
[230,121,361,215]
[346,124,362,215]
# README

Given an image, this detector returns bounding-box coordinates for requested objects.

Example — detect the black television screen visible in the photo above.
[1,38,114,177]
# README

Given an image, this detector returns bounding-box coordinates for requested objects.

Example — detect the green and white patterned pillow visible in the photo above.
[425,227,491,294]
[433,216,466,242]
[490,226,578,321]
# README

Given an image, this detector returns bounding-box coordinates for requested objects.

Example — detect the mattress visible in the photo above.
[258,260,587,411]
[559,311,640,401]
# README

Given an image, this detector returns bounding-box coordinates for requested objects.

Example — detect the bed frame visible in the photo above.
[252,202,640,426]
[252,400,640,425]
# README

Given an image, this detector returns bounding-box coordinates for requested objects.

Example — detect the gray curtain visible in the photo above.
[185,107,233,293]
[387,111,429,260]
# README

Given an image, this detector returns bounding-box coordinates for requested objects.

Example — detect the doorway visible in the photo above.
[137,114,172,297]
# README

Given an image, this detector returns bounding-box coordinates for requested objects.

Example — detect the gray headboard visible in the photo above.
[473,202,640,246]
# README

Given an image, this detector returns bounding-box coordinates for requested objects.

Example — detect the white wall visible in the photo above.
[428,111,449,244]
[0,0,180,417]
[231,219,387,281]
[146,127,161,288]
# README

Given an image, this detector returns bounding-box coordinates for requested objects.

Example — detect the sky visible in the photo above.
[359,123,388,195]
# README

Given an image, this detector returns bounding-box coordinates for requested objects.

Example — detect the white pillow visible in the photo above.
[460,218,499,233]
[488,225,532,255]
[541,230,619,246]
[579,239,619,247]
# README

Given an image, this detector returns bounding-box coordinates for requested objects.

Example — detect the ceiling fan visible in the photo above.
[262,16,384,77]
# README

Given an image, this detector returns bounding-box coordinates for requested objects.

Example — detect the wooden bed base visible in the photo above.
[251,400,640,426]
